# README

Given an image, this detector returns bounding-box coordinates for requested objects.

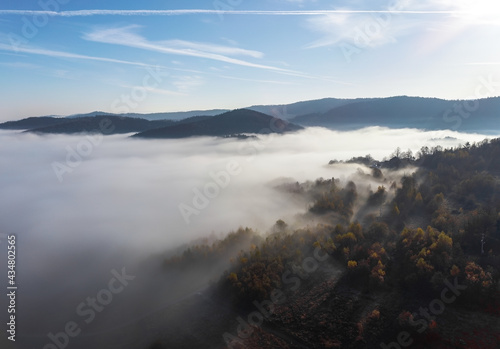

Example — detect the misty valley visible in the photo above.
[0,106,499,349]
[3,1,500,347]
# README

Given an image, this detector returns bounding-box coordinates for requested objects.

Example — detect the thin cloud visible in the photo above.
[162,39,263,59]
[118,84,186,96]
[83,26,295,73]
[302,0,497,50]
[0,51,27,57]
[0,61,40,69]
[215,74,300,85]
[171,75,205,93]
[0,40,347,86]
[0,9,478,17]
[303,12,406,49]
[0,42,158,68]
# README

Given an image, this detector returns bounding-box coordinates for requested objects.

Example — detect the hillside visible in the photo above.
[1,110,301,138]
[248,98,374,119]
[65,109,229,121]
[133,109,303,139]
[147,138,500,349]
[291,96,500,132]
[0,116,73,130]
[22,115,174,134]
[2,96,499,136]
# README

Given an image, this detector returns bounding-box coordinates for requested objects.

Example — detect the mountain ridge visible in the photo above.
[132,109,303,139]
[65,109,229,121]
[0,109,302,139]
[26,115,175,135]
[2,96,499,134]
[289,96,500,132]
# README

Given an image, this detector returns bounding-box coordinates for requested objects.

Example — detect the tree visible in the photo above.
[392,147,402,159]
[393,204,400,216]
[415,192,423,203]
[402,149,414,160]
[372,167,383,179]
[348,260,358,269]
[273,219,288,233]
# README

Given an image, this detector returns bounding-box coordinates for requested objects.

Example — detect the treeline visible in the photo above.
[158,138,500,348]
[164,137,500,305]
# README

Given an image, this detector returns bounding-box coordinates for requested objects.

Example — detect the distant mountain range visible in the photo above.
[64,109,228,121]
[248,97,375,119]
[289,96,500,132]
[1,96,499,137]
[0,116,73,130]
[249,96,500,133]
[133,109,302,138]
[11,115,174,134]
[0,109,302,138]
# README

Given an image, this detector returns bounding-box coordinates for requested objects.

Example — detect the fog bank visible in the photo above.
[0,126,496,348]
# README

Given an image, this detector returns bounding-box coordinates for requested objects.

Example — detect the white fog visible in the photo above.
[0,126,497,349]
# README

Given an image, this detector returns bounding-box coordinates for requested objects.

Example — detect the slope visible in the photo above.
[133,109,303,139]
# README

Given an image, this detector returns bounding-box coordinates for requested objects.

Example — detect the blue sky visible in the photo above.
[0,0,499,120]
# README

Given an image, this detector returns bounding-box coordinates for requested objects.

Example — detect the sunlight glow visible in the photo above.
[456,0,500,17]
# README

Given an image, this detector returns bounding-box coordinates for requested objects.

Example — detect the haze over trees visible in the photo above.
[1,99,499,349]
[153,137,500,348]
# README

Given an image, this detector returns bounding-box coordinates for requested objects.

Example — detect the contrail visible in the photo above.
[0,9,471,17]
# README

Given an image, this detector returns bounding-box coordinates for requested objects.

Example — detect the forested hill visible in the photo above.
[290,96,500,132]
[0,116,73,130]
[0,115,174,134]
[153,138,500,349]
[3,96,498,134]
[30,115,174,134]
[0,109,301,138]
[133,109,303,139]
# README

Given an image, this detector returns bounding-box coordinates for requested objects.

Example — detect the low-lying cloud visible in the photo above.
[0,126,494,262]
[0,126,496,348]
